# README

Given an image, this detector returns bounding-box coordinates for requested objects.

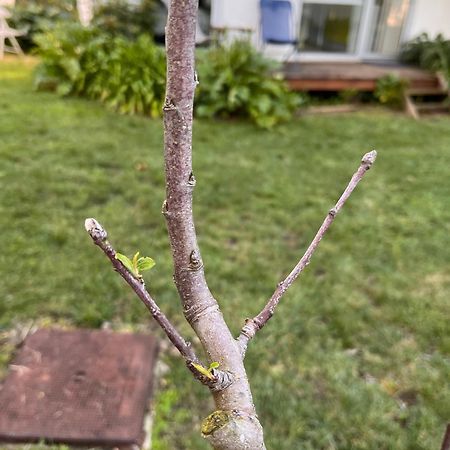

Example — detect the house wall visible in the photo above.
[210,0,450,44]
[211,0,259,43]
[404,0,450,40]
[211,0,259,31]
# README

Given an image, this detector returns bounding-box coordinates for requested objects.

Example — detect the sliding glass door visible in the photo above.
[362,0,411,58]
[296,0,411,60]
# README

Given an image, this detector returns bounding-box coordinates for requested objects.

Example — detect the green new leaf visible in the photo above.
[192,362,215,380]
[209,362,220,371]
[137,256,156,272]
[115,252,136,276]
[132,251,140,274]
[116,251,156,279]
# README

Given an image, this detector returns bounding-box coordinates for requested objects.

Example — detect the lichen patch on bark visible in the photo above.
[201,410,231,436]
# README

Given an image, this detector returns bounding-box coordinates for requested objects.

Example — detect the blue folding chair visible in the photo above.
[260,0,297,60]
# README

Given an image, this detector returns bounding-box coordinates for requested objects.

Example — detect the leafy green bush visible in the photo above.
[35,27,299,126]
[80,35,166,116]
[195,40,299,128]
[10,0,76,52]
[92,0,158,40]
[374,74,409,108]
[33,22,102,94]
[34,23,166,117]
[11,0,160,52]
[401,33,450,81]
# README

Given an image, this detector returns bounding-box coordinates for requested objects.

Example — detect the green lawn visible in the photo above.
[1,59,449,450]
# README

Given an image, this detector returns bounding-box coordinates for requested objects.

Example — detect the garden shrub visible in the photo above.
[401,33,450,81]
[80,34,166,116]
[33,22,102,94]
[10,0,75,52]
[195,40,300,128]
[92,0,158,41]
[34,23,166,117]
[374,74,409,109]
[11,0,161,52]
[35,27,299,126]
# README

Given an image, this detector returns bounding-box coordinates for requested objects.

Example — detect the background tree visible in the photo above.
[85,0,377,448]
[76,0,93,26]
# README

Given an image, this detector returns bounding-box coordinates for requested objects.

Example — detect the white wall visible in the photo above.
[211,0,259,30]
[211,0,260,43]
[405,0,450,40]
[209,0,450,58]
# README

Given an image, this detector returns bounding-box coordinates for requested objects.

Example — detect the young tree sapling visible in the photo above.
[85,1,377,448]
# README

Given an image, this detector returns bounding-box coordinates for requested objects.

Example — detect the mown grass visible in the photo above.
[0,59,449,450]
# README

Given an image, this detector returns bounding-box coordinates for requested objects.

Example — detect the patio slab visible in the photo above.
[0,328,158,447]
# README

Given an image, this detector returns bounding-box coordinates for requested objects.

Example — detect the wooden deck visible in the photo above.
[283,62,438,92]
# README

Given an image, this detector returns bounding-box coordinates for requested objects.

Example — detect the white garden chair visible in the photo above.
[0,5,24,59]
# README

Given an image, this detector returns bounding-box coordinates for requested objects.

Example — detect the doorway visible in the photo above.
[362,0,411,59]
[296,0,412,61]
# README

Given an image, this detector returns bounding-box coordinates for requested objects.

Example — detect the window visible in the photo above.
[299,1,363,54]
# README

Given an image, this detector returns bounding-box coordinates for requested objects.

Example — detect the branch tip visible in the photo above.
[362,150,377,166]
[84,217,107,241]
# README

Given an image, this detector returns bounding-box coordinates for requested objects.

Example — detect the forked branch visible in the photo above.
[84,218,235,391]
[237,150,377,356]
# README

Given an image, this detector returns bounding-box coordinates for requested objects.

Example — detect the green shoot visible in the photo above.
[115,251,155,279]
[191,361,220,380]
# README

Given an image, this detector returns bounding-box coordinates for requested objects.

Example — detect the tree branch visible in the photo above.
[84,218,234,392]
[84,218,197,361]
[237,150,378,356]
[441,424,450,450]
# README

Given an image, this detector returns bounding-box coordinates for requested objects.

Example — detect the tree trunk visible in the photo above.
[162,1,265,448]
[76,0,93,27]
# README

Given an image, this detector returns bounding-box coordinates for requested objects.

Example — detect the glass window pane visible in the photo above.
[299,3,362,53]
[370,0,410,55]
